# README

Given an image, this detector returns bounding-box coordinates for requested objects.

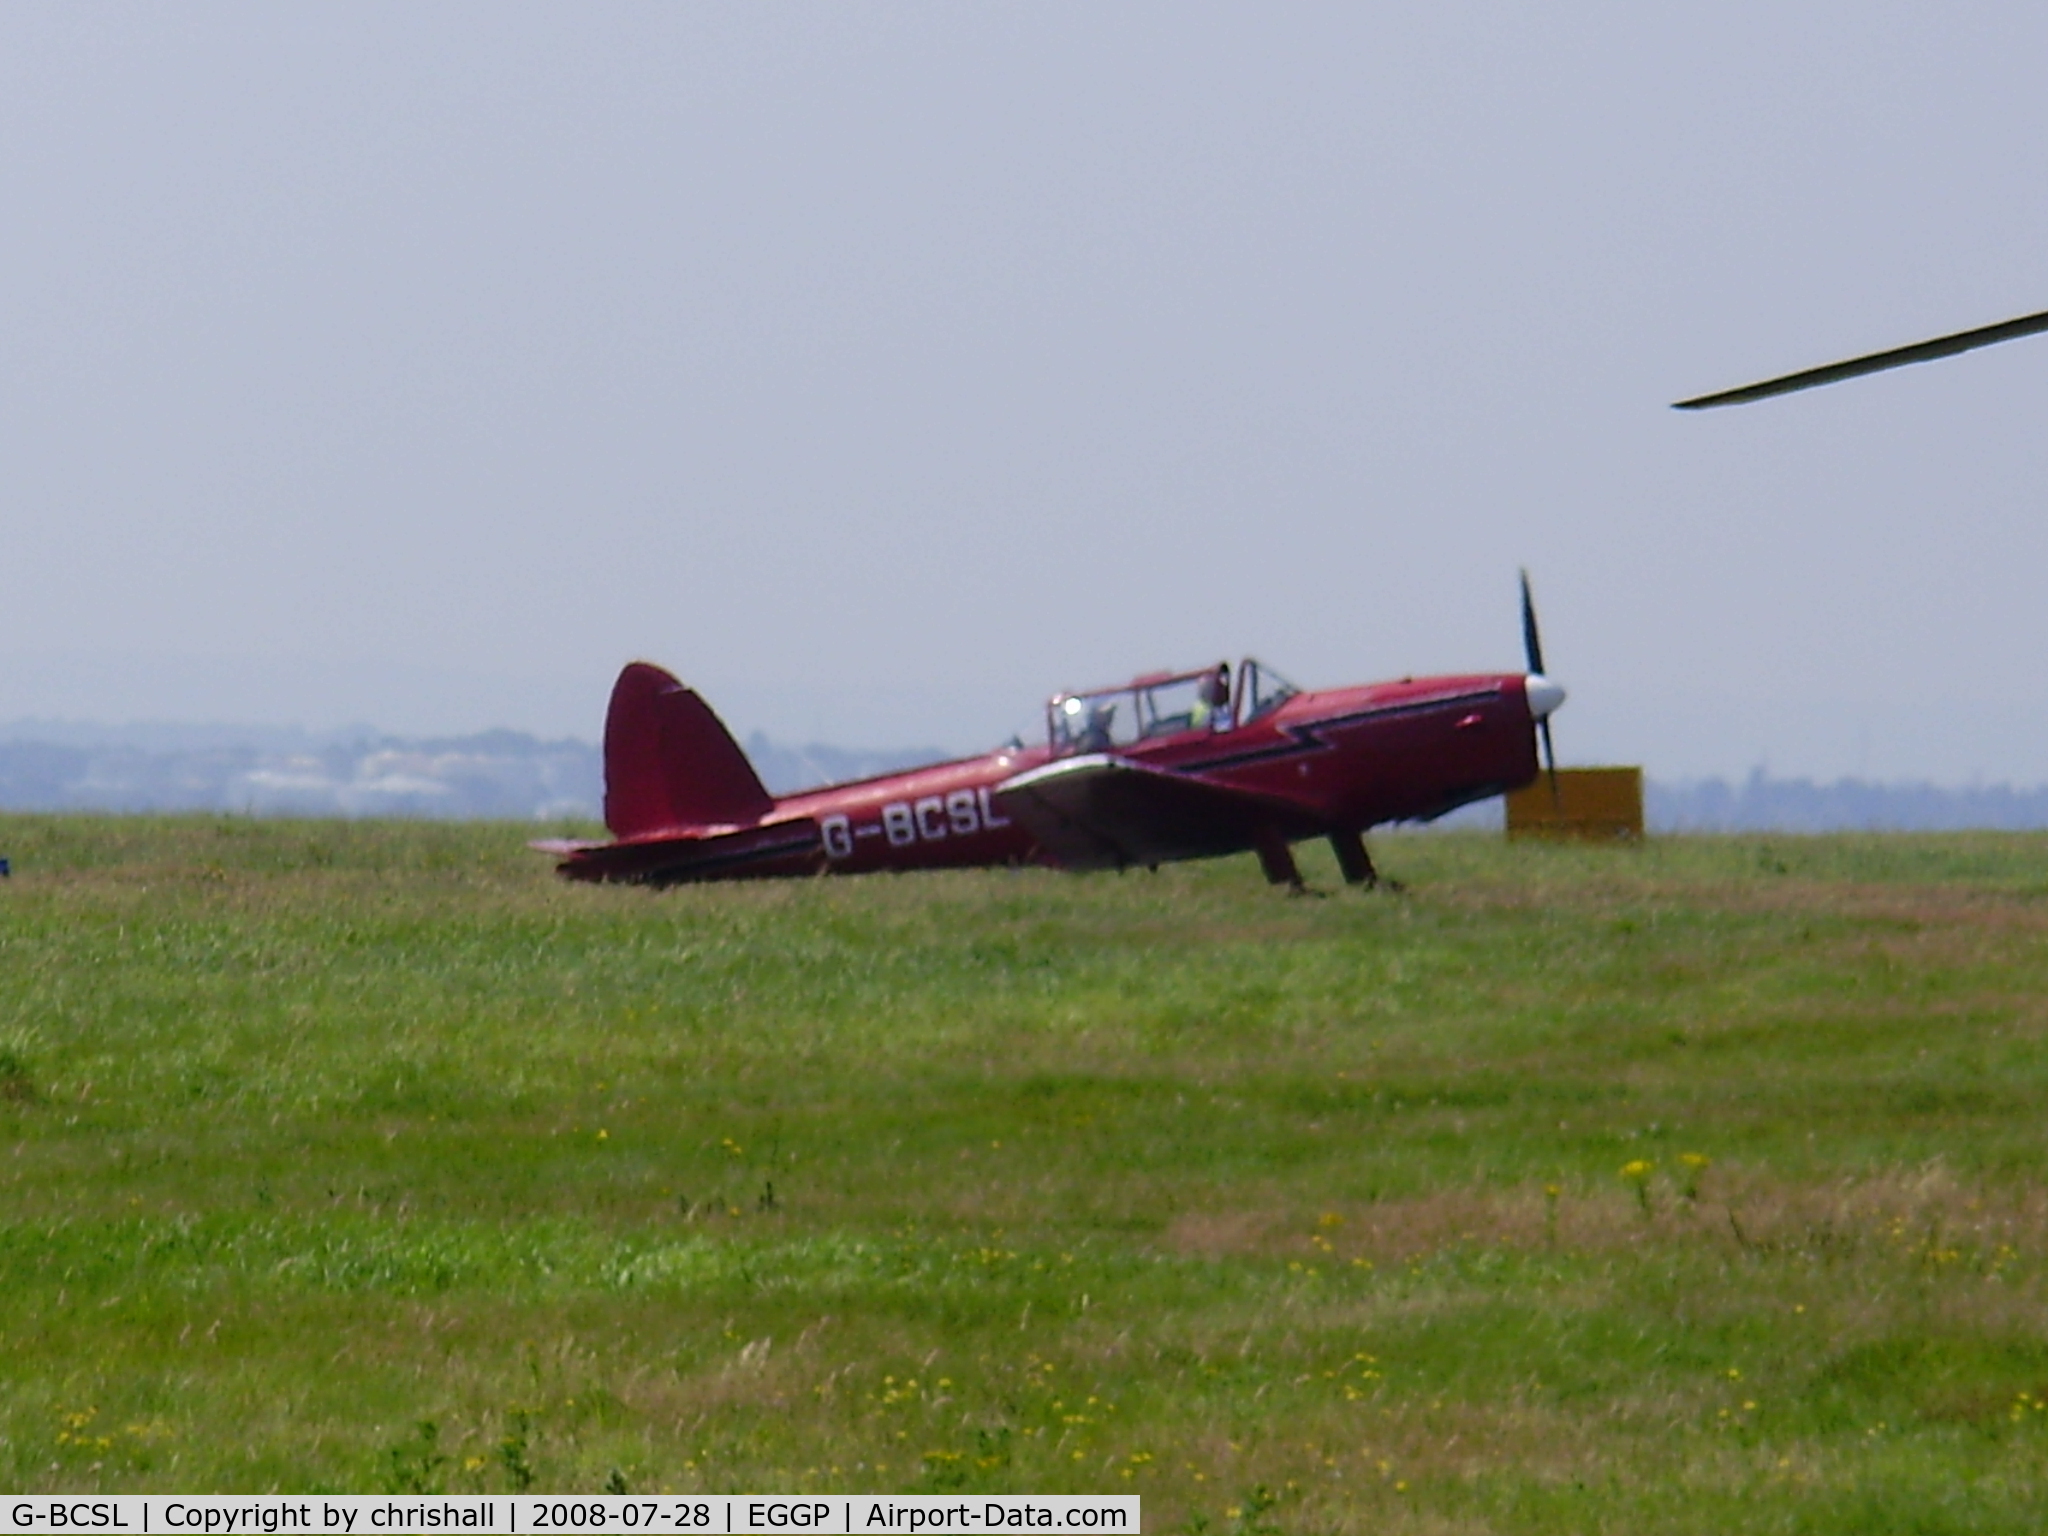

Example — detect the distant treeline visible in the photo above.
[2,726,2045,830]
[1648,770,2048,833]
[0,725,944,822]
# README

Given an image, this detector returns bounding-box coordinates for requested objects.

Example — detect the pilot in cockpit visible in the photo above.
[1078,701,1117,753]
[1191,663,1233,733]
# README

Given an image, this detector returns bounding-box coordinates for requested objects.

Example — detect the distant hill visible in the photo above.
[740,732,955,800]
[3,726,2046,831]
[0,725,602,821]
[1648,770,2048,833]
[0,724,950,822]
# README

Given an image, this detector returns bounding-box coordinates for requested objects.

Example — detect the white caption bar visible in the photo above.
[3,1497,1139,1536]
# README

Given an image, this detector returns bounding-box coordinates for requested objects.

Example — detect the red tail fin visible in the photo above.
[603,663,775,838]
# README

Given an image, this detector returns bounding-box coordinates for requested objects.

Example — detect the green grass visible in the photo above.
[3,816,2047,1531]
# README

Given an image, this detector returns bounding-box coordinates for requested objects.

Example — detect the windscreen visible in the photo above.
[1238,659,1299,723]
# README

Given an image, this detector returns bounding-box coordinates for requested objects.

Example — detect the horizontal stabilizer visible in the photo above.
[529,837,603,857]
[553,818,822,885]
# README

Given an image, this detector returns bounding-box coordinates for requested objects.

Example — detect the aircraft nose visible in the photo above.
[1524,673,1566,720]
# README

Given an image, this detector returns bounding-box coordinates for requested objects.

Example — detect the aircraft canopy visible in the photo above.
[1046,659,1298,755]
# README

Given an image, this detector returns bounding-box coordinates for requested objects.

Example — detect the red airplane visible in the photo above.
[538,577,1567,891]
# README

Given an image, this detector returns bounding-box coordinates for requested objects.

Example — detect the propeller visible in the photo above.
[1673,307,2048,409]
[1520,568,1560,803]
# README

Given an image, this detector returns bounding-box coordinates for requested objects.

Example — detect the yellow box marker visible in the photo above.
[1505,766,1644,842]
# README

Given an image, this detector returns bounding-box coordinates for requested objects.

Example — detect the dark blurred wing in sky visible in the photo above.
[1674,308,2048,408]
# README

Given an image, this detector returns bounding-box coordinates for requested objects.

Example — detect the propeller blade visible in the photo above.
[1673,307,2048,409]
[1519,568,1546,677]
[1519,570,1562,804]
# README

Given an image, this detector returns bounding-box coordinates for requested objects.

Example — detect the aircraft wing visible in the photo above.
[993,755,1324,872]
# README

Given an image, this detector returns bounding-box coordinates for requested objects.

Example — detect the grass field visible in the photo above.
[2,816,2047,1530]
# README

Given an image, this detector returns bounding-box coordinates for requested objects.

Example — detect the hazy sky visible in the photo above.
[5,5,2048,781]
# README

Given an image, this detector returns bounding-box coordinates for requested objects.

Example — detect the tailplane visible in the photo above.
[603,663,775,838]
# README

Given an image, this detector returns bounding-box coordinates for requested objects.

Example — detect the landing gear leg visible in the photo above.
[1329,829,1377,888]
[1254,827,1307,894]
[1330,829,1402,892]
